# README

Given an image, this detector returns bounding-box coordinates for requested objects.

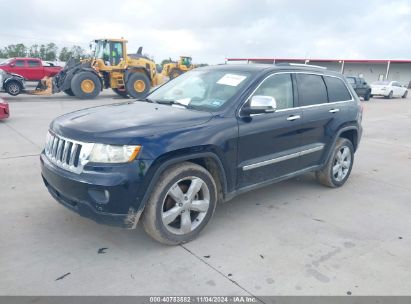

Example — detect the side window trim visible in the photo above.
[238,72,296,117]
[238,71,354,117]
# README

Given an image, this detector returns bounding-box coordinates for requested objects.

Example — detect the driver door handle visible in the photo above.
[329,108,340,113]
[287,115,301,121]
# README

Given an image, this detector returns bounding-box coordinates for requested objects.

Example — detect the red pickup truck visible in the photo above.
[0,58,62,81]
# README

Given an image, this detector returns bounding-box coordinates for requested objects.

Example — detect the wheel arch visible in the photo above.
[321,125,360,168]
[137,150,229,217]
[4,77,24,88]
[124,66,151,82]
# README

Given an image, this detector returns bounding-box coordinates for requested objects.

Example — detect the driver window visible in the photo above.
[110,42,123,65]
[252,73,294,109]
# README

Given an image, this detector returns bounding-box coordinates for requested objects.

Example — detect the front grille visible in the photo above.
[45,132,92,174]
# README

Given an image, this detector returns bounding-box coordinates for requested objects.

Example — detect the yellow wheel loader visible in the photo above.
[33,38,166,99]
[161,56,194,79]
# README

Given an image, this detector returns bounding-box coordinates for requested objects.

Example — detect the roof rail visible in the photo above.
[276,62,327,70]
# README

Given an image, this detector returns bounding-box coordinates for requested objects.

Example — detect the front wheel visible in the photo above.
[402,90,408,98]
[112,88,128,98]
[142,162,218,245]
[5,81,22,96]
[71,72,102,99]
[63,88,75,96]
[316,138,354,188]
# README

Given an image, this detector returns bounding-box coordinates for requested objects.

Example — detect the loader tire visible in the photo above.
[71,72,101,99]
[126,72,150,99]
[170,69,182,79]
[112,88,129,98]
[63,88,75,96]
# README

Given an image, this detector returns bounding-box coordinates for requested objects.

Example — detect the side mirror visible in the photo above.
[242,95,277,115]
[363,82,367,85]
[10,63,15,67]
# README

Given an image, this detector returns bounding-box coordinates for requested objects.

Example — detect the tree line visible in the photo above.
[0,43,86,62]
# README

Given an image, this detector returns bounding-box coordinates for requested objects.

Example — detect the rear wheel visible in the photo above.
[142,162,217,245]
[63,88,75,96]
[71,72,101,99]
[316,138,354,188]
[112,88,129,98]
[5,81,22,96]
[125,72,150,99]
[402,90,408,98]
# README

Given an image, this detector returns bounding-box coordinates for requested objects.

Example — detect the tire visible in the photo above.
[170,69,182,79]
[112,88,129,98]
[364,90,371,101]
[63,88,75,96]
[71,72,101,99]
[385,91,393,99]
[141,162,218,245]
[5,81,22,96]
[125,72,150,99]
[315,138,354,188]
[402,90,408,98]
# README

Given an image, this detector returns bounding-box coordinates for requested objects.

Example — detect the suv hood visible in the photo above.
[51,101,213,144]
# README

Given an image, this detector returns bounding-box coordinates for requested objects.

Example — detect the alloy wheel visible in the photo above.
[161,177,210,235]
[332,146,351,182]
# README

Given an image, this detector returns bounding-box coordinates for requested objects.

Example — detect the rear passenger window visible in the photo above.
[324,76,352,102]
[252,73,294,109]
[296,74,328,106]
[28,60,41,67]
[15,60,25,67]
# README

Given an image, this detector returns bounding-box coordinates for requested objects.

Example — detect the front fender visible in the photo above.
[134,150,229,215]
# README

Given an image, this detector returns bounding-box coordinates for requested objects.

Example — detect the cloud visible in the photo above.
[0,0,410,63]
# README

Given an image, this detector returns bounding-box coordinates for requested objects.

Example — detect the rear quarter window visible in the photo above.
[28,60,41,67]
[324,76,352,102]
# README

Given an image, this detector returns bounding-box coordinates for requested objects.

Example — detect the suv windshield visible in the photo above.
[147,69,251,111]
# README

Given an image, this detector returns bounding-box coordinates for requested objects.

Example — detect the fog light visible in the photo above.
[88,189,110,204]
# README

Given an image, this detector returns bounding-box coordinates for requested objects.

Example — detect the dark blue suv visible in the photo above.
[41,64,363,244]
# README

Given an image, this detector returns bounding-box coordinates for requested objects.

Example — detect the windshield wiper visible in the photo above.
[141,97,157,104]
[156,100,191,108]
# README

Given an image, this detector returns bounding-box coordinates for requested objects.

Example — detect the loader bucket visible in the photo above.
[27,77,53,95]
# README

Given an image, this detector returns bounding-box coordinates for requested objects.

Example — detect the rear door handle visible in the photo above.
[287,115,301,121]
[329,108,340,113]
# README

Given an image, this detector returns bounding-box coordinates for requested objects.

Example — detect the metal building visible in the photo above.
[226,58,411,88]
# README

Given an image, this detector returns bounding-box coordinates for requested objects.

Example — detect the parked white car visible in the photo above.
[370,81,408,99]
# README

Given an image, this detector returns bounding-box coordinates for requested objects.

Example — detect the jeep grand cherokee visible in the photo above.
[41,64,362,245]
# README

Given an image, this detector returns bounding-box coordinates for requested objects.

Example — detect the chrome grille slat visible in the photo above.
[56,139,64,162]
[44,132,92,174]
[62,141,70,164]
[69,143,78,166]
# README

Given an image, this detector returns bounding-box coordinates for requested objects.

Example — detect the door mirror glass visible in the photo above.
[243,95,277,115]
[10,63,15,67]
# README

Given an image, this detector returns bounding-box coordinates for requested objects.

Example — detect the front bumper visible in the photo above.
[40,153,150,228]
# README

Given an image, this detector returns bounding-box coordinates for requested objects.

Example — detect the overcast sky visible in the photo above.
[1,0,410,63]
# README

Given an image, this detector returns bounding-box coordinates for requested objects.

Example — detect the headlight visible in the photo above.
[89,144,141,163]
